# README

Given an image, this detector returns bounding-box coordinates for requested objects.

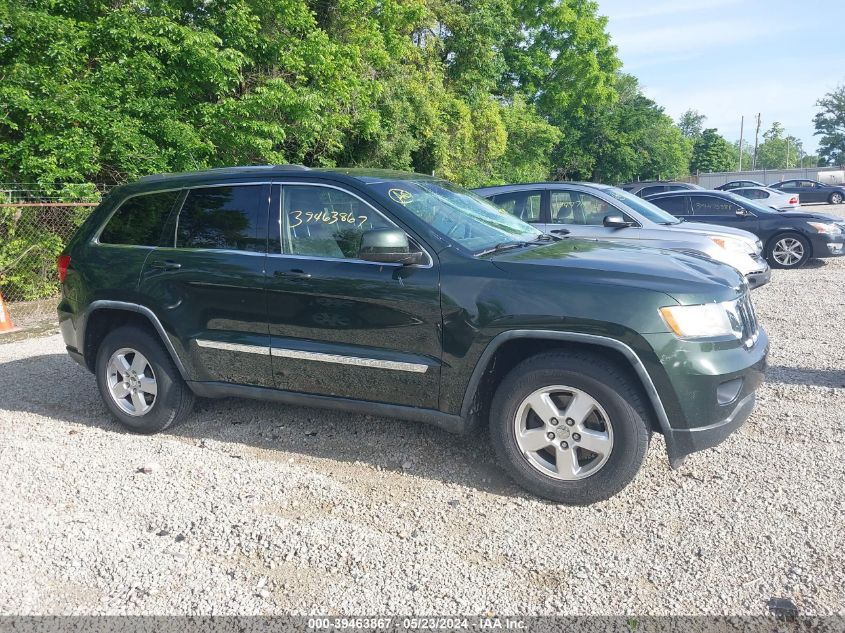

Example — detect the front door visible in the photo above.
[547,190,641,242]
[688,194,759,232]
[264,183,442,408]
[138,183,273,387]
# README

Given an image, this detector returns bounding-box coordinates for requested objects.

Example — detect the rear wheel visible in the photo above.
[829,192,843,205]
[767,233,810,269]
[95,326,194,433]
[489,352,651,504]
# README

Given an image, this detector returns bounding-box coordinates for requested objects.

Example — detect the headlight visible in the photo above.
[659,301,744,339]
[754,239,763,253]
[808,222,842,235]
[710,236,754,254]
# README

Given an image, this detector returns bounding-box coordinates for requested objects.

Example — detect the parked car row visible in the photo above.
[59,165,774,506]
[719,179,845,205]
[473,182,771,287]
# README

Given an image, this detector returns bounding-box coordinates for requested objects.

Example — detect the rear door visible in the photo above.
[649,194,690,220]
[264,182,442,408]
[138,182,273,387]
[491,189,547,230]
[547,189,640,241]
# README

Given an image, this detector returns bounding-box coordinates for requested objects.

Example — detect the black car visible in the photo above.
[620,181,703,198]
[768,179,845,205]
[57,166,770,504]
[646,190,845,269]
[716,180,765,191]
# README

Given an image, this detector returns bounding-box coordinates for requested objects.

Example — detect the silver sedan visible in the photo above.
[731,186,800,211]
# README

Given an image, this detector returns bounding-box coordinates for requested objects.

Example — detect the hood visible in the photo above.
[776,211,844,222]
[490,238,745,304]
[667,221,758,244]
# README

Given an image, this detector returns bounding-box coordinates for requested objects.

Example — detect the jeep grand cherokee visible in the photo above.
[57,166,769,504]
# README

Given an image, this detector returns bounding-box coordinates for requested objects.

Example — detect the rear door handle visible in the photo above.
[149,260,182,271]
[274,269,311,279]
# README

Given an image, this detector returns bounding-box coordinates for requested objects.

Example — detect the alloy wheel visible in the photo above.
[514,385,613,480]
[831,193,843,204]
[772,238,805,267]
[106,348,157,416]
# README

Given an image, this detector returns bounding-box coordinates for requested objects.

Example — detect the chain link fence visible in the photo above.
[1,184,113,329]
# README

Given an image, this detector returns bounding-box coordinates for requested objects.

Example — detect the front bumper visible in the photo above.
[745,264,771,289]
[809,233,845,258]
[642,328,769,465]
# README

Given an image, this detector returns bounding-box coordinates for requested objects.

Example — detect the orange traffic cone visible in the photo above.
[0,291,19,334]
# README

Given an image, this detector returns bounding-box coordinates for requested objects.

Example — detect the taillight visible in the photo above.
[789,197,798,205]
[57,255,71,283]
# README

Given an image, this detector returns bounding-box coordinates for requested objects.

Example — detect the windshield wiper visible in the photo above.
[475,241,531,257]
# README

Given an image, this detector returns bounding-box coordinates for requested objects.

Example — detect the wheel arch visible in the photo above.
[81,301,189,380]
[459,330,672,437]
[765,229,813,259]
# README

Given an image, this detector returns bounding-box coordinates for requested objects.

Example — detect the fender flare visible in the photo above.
[459,330,672,437]
[81,300,190,380]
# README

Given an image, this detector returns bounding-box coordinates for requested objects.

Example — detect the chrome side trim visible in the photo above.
[271,347,429,373]
[196,339,270,355]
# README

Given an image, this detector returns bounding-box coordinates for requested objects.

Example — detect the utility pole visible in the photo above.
[786,139,791,169]
[752,113,761,170]
[738,116,744,171]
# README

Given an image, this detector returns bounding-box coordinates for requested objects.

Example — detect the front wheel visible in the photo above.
[95,326,195,433]
[829,192,843,205]
[489,352,651,504]
[767,233,810,269]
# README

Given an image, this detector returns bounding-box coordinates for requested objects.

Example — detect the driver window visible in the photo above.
[282,186,395,259]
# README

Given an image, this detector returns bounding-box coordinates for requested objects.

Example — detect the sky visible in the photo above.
[596,0,845,155]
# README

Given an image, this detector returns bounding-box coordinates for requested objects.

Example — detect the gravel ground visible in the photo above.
[1,205,844,617]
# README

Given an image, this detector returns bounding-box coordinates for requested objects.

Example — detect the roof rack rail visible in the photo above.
[137,164,312,182]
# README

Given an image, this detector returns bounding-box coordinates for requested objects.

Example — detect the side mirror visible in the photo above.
[359,228,424,265]
[603,215,634,228]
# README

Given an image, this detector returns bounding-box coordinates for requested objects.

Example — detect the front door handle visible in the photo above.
[148,260,182,271]
[274,269,312,279]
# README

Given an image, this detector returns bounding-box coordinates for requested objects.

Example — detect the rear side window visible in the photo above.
[99,190,180,246]
[639,185,664,197]
[175,185,264,252]
[652,196,688,216]
[492,191,543,222]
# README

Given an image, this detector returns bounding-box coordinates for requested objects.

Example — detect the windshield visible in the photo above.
[368,179,542,254]
[601,187,682,224]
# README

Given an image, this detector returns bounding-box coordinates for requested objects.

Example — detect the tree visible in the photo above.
[677,109,706,139]
[690,129,734,173]
[814,85,845,166]
[756,123,803,169]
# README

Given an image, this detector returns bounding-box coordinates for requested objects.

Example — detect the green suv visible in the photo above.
[58,167,768,504]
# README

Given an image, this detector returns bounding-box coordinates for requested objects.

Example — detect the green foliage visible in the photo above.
[756,122,803,170]
[677,109,706,140]
[813,85,845,166]
[690,128,734,174]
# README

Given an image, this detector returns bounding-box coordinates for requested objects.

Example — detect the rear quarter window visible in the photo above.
[98,190,181,246]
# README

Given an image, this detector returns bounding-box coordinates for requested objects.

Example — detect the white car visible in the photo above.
[731,186,800,211]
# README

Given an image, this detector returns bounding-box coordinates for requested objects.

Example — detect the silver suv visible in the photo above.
[474,182,770,289]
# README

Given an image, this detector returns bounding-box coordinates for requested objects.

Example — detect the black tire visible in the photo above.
[766,232,811,269]
[489,352,651,505]
[829,192,843,205]
[95,325,195,433]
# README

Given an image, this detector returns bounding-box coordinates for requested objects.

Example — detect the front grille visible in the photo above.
[736,294,759,347]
